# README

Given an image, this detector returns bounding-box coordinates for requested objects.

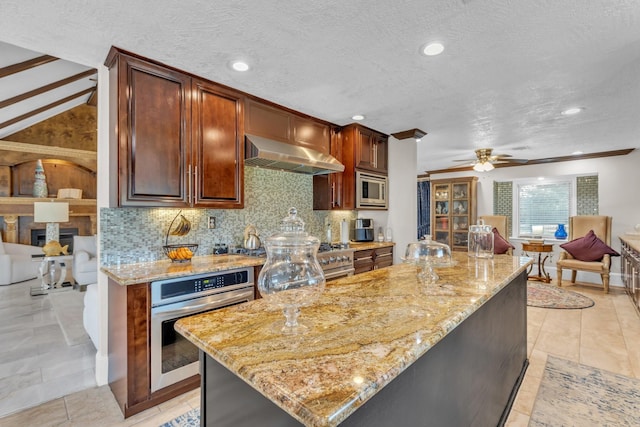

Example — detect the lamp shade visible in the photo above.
[34,201,69,223]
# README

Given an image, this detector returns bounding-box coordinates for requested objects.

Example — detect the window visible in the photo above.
[513,177,576,238]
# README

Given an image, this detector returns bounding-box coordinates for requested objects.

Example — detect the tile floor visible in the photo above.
[0,278,96,419]
[0,279,638,426]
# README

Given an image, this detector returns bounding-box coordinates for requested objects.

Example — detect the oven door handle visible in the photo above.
[155,301,227,317]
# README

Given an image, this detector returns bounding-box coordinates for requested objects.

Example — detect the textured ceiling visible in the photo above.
[1,0,639,173]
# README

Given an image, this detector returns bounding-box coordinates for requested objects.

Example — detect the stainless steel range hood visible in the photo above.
[245,134,344,175]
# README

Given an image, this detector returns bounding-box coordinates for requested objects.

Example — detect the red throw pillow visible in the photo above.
[560,229,620,262]
[492,227,515,254]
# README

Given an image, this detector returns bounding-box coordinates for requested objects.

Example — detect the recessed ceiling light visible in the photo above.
[561,107,583,116]
[231,61,249,72]
[352,114,365,121]
[422,42,444,56]
[537,176,545,181]
[571,151,583,155]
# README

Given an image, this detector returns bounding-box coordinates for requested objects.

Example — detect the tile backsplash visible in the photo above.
[100,167,355,265]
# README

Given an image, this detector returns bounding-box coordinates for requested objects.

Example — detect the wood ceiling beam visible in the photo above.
[0,87,94,130]
[424,148,635,175]
[0,69,97,109]
[0,55,58,78]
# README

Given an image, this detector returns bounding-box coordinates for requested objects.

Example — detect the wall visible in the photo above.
[430,150,640,286]
[100,167,357,264]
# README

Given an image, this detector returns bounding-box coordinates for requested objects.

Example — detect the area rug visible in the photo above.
[530,355,640,426]
[160,408,200,427]
[48,290,90,346]
[527,282,595,309]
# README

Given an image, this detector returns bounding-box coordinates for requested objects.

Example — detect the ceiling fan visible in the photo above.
[453,148,528,171]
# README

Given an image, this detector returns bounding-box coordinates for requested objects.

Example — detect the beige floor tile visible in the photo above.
[511,372,541,416]
[580,327,626,353]
[0,398,67,427]
[525,349,548,379]
[580,346,634,377]
[128,402,193,427]
[534,330,580,362]
[505,409,530,427]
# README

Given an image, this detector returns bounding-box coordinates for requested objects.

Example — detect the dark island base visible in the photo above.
[200,271,528,426]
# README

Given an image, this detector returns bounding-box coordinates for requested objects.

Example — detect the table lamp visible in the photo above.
[34,201,69,244]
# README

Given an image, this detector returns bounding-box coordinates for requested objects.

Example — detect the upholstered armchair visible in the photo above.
[479,215,513,255]
[556,216,613,293]
[72,235,98,285]
[0,235,43,285]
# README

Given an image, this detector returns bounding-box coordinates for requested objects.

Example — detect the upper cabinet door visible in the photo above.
[192,80,244,208]
[244,99,290,142]
[115,54,191,206]
[353,125,388,174]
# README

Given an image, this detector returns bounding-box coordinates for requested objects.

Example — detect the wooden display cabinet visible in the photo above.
[431,177,478,251]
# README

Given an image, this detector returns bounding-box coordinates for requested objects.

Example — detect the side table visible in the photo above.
[522,243,554,283]
[30,254,74,296]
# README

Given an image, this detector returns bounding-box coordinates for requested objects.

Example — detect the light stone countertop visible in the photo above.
[101,254,265,285]
[347,241,395,251]
[175,252,532,427]
[620,235,640,253]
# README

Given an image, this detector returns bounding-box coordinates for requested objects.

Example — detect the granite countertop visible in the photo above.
[620,234,640,252]
[347,241,395,251]
[175,252,532,427]
[101,254,265,285]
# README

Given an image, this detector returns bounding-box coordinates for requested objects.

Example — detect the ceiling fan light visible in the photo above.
[473,161,494,172]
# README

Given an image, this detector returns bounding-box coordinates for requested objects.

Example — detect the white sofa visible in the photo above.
[72,235,97,286]
[0,235,42,286]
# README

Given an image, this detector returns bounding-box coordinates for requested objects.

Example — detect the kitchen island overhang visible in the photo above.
[176,253,532,426]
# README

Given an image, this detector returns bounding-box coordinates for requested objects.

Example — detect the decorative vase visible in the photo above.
[33,159,48,198]
[554,224,567,239]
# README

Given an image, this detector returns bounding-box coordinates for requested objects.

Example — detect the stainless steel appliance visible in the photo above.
[150,268,254,392]
[318,246,355,281]
[232,244,355,282]
[353,218,374,242]
[356,171,388,209]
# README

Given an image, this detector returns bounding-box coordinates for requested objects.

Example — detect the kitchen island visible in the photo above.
[175,253,531,426]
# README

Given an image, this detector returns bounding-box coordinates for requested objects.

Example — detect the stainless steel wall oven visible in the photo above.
[150,268,254,392]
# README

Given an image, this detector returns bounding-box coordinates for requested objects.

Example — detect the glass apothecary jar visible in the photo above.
[257,207,325,333]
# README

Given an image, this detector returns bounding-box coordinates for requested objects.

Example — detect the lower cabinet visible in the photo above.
[621,238,640,313]
[354,246,394,274]
[108,279,199,418]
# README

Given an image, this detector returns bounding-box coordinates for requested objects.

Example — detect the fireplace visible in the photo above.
[31,228,79,253]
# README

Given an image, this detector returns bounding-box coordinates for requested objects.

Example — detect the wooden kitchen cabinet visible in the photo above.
[620,238,640,313]
[245,98,330,154]
[313,128,344,210]
[317,123,389,210]
[191,79,243,207]
[108,279,199,418]
[343,123,388,174]
[106,47,243,208]
[353,245,394,274]
[430,176,478,251]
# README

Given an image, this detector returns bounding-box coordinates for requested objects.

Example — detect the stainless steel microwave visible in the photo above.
[356,171,388,209]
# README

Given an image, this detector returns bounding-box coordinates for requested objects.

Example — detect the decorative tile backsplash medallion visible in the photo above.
[100,167,356,265]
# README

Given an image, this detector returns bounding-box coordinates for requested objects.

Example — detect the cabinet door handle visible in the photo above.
[194,166,198,206]
[331,182,335,208]
[187,164,192,205]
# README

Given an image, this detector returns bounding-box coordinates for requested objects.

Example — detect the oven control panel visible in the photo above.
[151,268,254,306]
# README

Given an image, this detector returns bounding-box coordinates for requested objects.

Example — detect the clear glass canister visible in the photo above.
[468,219,494,259]
[257,207,326,333]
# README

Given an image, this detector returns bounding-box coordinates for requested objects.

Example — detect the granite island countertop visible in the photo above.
[175,252,532,427]
[101,254,265,285]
